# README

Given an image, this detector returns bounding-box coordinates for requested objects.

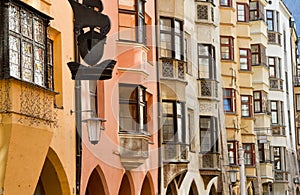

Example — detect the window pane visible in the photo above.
[21,10,32,39]
[119,85,137,100]
[120,103,137,131]
[163,102,173,114]
[221,37,229,44]
[119,13,136,41]
[224,99,231,111]
[9,5,20,33]
[221,47,230,59]
[220,0,229,6]
[160,18,171,31]
[34,18,44,44]
[199,45,209,56]
[34,47,44,86]
[174,20,181,34]
[22,42,33,82]
[175,35,181,60]
[9,35,21,78]
[163,117,174,141]
[237,4,245,21]
[119,0,135,10]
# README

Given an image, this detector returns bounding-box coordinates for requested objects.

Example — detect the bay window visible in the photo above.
[251,44,266,66]
[249,0,265,21]
[239,49,251,71]
[241,95,252,117]
[273,147,282,170]
[253,91,268,113]
[243,143,255,165]
[237,3,249,22]
[160,17,183,60]
[258,142,271,163]
[228,141,238,165]
[220,0,232,7]
[198,44,216,79]
[118,0,146,43]
[223,88,236,113]
[7,2,52,89]
[162,100,185,143]
[119,84,147,133]
[220,36,234,60]
[200,116,218,153]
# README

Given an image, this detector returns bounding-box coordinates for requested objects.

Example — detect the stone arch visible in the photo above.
[34,147,70,195]
[118,171,134,195]
[296,187,300,195]
[141,172,155,195]
[166,179,178,195]
[188,180,199,195]
[209,184,217,195]
[85,165,109,195]
[246,181,254,195]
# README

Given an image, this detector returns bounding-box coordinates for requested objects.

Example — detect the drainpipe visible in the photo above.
[154,0,161,193]
[73,0,82,194]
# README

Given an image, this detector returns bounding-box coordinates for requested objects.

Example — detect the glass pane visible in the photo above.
[271,111,278,123]
[175,35,181,60]
[21,10,32,39]
[177,118,182,142]
[220,0,229,6]
[119,103,137,131]
[119,13,136,41]
[221,47,229,59]
[221,37,229,44]
[224,99,231,111]
[34,18,44,44]
[9,36,20,76]
[199,45,209,56]
[201,130,211,152]
[199,58,209,78]
[163,117,174,141]
[240,49,247,56]
[200,117,210,128]
[160,33,172,49]
[119,85,137,101]
[160,18,171,31]
[163,102,173,114]
[9,5,20,33]
[119,0,135,10]
[174,20,181,34]
[34,47,44,86]
[22,42,33,82]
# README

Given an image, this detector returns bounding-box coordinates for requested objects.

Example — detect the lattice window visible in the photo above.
[197,5,208,20]
[178,61,185,79]
[7,2,52,89]
[162,59,174,78]
[201,80,212,96]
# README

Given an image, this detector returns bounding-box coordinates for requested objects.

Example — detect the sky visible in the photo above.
[283,0,300,35]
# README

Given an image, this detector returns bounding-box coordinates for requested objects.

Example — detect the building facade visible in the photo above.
[157,0,230,194]
[0,0,76,194]
[79,0,159,194]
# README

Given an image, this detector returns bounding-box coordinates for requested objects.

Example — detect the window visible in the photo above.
[8,3,52,88]
[223,88,236,113]
[296,94,300,111]
[270,101,284,125]
[251,44,266,66]
[228,141,238,165]
[162,100,185,142]
[269,57,281,78]
[118,0,146,43]
[266,10,274,31]
[119,84,147,133]
[197,5,208,20]
[253,91,268,113]
[188,109,195,152]
[239,49,251,70]
[258,142,271,163]
[243,143,255,165]
[241,95,252,117]
[273,147,282,170]
[220,0,232,7]
[200,116,218,153]
[249,0,264,21]
[220,36,234,60]
[160,17,183,60]
[198,44,216,79]
[237,3,249,22]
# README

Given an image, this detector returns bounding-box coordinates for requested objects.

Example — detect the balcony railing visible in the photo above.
[269,78,283,90]
[119,132,150,170]
[161,58,186,80]
[268,31,281,45]
[274,171,288,182]
[271,125,285,136]
[198,79,219,98]
[199,153,220,170]
[293,76,300,86]
[163,142,189,163]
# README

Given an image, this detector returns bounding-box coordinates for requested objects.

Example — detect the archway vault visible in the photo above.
[141,172,155,195]
[85,166,109,195]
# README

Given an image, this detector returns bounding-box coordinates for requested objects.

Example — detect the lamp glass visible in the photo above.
[84,118,103,144]
[229,170,237,184]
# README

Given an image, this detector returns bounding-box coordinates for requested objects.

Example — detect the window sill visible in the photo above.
[238,70,253,74]
[221,59,236,63]
[241,116,255,120]
[116,40,149,51]
[224,112,238,116]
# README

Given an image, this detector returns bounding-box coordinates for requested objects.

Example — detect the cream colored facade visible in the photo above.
[158,0,229,194]
[0,0,76,194]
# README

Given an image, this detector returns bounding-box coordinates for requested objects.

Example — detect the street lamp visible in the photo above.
[228,170,238,185]
[82,118,106,145]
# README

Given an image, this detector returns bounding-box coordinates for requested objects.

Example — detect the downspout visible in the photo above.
[154,0,161,193]
[73,0,82,194]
